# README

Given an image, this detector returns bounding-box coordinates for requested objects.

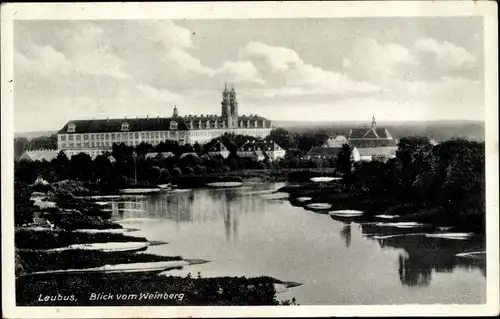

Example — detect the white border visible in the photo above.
[1,1,498,318]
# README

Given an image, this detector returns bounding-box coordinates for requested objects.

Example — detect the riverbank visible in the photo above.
[15,180,299,306]
[280,180,485,234]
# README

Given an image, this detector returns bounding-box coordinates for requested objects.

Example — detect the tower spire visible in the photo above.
[372,114,376,130]
[173,105,178,118]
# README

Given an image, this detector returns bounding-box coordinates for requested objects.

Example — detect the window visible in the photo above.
[76,143,81,147]
[84,142,89,147]
[101,134,105,139]
[76,135,81,141]
[117,134,121,140]
[129,133,133,139]
[155,132,159,138]
[160,132,164,138]
[61,143,66,148]
[67,123,76,133]
[106,134,110,140]
[135,133,139,139]
[84,135,89,140]
[145,132,149,138]
[68,135,74,140]
[140,132,145,138]
[170,121,178,130]
[121,122,129,131]
[60,135,66,141]
[111,133,115,139]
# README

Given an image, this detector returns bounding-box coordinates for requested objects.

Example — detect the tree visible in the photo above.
[337,144,354,177]
[52,151,70,180]
[270,128,295,150]
[69,153,94,181]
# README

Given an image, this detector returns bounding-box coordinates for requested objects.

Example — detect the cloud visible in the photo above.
[342,38,417,82]
[342,37,478,83]
[163,47,215,76]
[240,41,302,72]
[413,37,477,73]
[13,20,484,132]
[15,24,129,80]
[215,61,264,84]
[136,84,182,102]
[147,20,193,49]
[238,41,379,96]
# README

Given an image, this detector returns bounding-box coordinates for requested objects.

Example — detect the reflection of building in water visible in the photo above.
[398,253,432,287]
[359,223,486,287]
[141,193,194,222]
[340,223,352,247]
[223,199,239,244]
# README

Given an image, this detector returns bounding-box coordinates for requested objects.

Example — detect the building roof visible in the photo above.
[348,127,393,139]
[19,150,59,162]
[145,152,175,159]
[237,140,284,152]
[204,138,230,153]
[308,147,343,157]
[58,114,271,134]
[180,152,199,159]
[58,117,190,134]
[357,146,398,157]
[321,135,348,148]
[349,139,397,148]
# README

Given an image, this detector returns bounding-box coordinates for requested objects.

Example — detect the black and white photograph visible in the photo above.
[1,1,498,317]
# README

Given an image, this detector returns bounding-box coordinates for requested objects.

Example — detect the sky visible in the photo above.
[14,17,484,132]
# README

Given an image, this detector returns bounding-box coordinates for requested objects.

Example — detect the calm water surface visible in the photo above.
[108,182,486,305]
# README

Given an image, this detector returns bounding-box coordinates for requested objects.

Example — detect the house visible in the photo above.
[145,152,175,159]
[308,146,361,161]
[206,140,231,159]
[237,139,286,161]
[357,147,397,162]
[19,149,59,162]
[347,115,398,162]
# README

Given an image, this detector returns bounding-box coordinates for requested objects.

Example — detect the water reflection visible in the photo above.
[110,186,282,244]
[105,183,485,303]
[359,223,486,287]
[340,223,352,247]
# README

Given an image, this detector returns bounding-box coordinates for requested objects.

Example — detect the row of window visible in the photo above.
[59,129,270,141]
[188,122,269,129]
[60,138,184,149]
[60,131,183,141]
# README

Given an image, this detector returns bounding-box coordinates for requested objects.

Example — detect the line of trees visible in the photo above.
[337,137,485,231]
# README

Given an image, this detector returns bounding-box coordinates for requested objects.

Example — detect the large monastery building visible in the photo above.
[56,85,273,156]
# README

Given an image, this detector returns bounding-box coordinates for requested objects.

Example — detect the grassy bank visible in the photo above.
[17,273,294,306]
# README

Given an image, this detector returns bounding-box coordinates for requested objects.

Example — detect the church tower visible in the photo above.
[221,83,230,118]
[230,86,238,117]
[172,105,178,118]
[371,114,376,130]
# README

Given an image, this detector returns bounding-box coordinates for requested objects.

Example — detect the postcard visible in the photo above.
[1,1,498,318]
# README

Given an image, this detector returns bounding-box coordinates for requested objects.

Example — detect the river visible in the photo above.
[107,182,486,305]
